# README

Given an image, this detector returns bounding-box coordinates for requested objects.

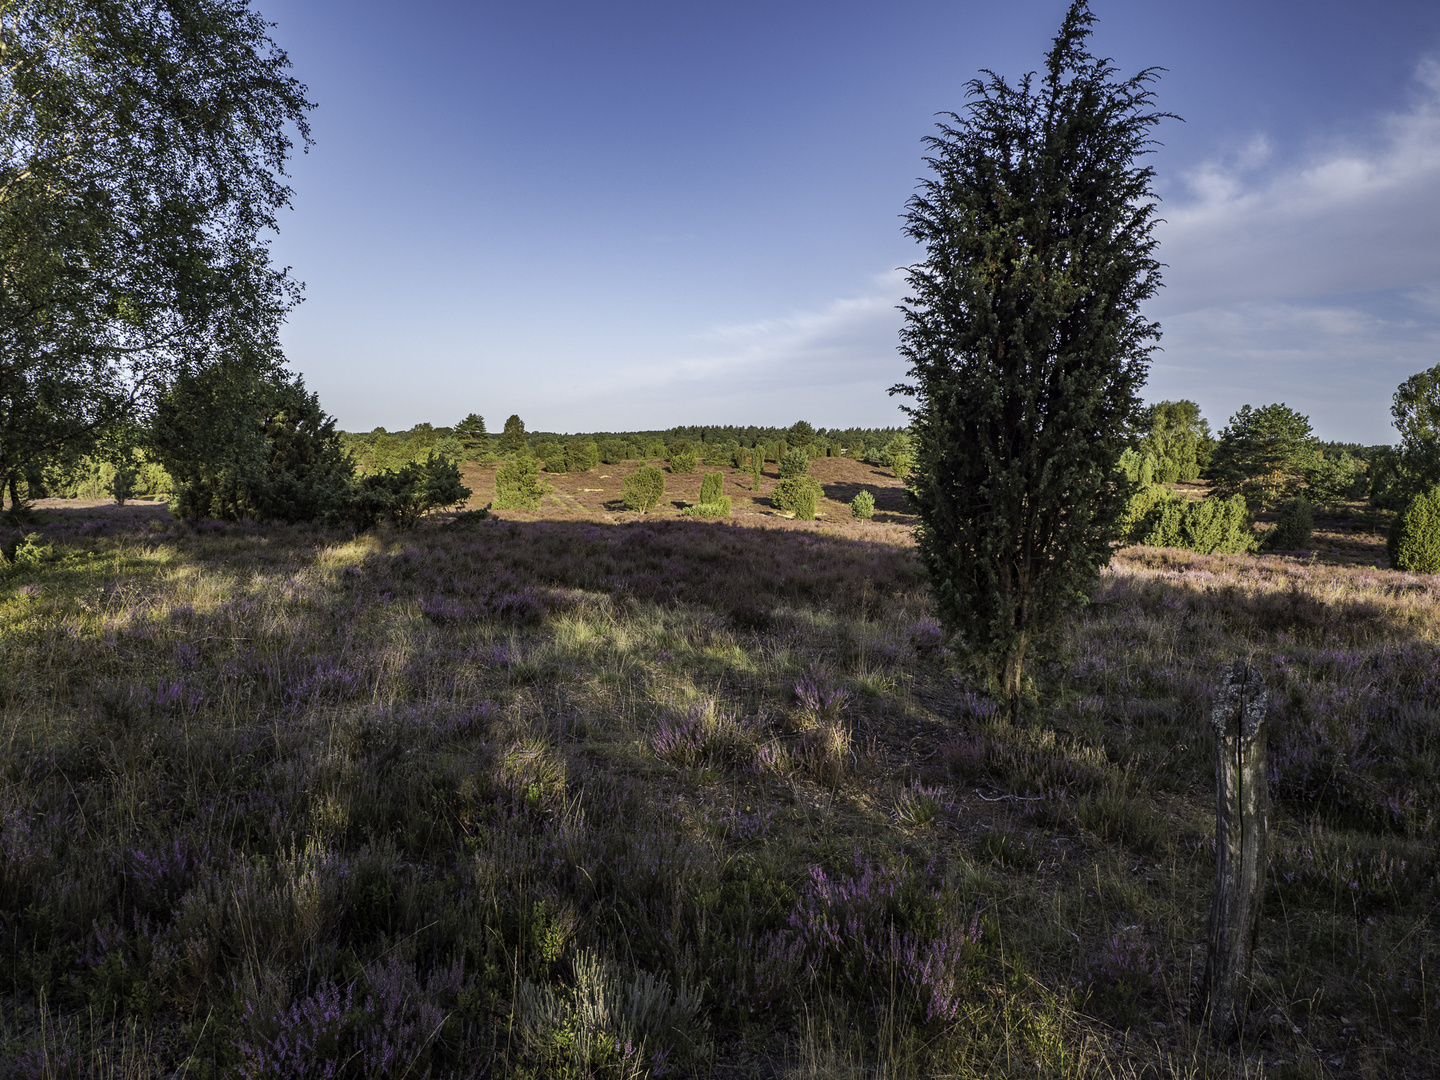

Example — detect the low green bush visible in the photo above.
[534,441,566,473]
[793,483,819,520]
[623,465,666,512]
[1122,484,1256,554]
[850,489,875,519]
[1138,453,1156,487]
[1262,498,1314,550]
[771,475,823,514]
[1120,483,1180,540]
[600,440,635,465]
[493,452,549,510]
[683,495,731,518]
[667,441,697,474]
[349,453,473,529]
[880,435,912,477]
[699,472,723,504]
[1388,485,1440,572]
[778,449,809,479]
[567,440,600,472]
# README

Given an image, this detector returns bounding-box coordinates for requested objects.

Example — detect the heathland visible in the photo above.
[0,454,1436,1078]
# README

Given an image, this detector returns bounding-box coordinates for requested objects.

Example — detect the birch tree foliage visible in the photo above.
[0,0,312,502]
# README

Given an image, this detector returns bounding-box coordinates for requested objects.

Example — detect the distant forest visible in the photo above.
[339,421,907,474]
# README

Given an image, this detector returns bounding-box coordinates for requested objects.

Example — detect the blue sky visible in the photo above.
[261,0,1440,442]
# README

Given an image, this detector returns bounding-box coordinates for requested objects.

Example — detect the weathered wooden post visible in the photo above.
[1200,660,1269,1040]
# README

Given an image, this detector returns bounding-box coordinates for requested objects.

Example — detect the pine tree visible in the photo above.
[454,414,491,462]
[895,0,1168,711]
[1206,403,1318,509]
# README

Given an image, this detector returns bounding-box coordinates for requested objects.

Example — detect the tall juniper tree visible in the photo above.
[895,1,1168,711]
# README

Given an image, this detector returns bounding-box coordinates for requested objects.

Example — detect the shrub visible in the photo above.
[1138,453,1155,487]
[152,364,355,524]
[349,453,472,529]
[699,471,723,505]
[772,475,823,515]
[793,482,819,520]
[1388,485,1440,572]
[642,439,667,458]
[1173,494,1257,554]
[881,434,912,477]
[599,439,633,465]
[668,444,697,474]
[1120,483,1180,542]
[850,489,875,519]
[683,495,731,518]
[567,439,600,472]
[778,448,809,479]
[1123,484,1256,554]
[1262,497,1314,550]
[534,441,567,472]
[493,452,549,510]
[623,465,666,512]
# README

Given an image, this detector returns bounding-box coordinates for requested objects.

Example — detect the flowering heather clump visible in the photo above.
[237,957,454,1080]
[940,734,991,782]
[651,700,755,769]
[124,838,207,914]
[910,617,946,661]
[757,854,983,1025]
[793,664,852,723]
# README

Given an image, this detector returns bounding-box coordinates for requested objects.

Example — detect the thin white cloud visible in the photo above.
[549,270,913,429]
[1150,290,1440,443]
[1155,57,1440,312]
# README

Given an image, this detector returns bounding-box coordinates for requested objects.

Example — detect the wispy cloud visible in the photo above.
[1152,294,1440,442]
[1144,57,1440,441]
[563,270,912,428]
[1155,57,1440,312]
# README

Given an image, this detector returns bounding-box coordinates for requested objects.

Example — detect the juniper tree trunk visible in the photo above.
[1200,660,1269,1040]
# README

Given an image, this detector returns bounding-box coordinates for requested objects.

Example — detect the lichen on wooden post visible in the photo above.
[1199,660,1269,1040]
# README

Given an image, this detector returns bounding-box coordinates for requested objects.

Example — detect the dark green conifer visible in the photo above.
[895,0,1168,710]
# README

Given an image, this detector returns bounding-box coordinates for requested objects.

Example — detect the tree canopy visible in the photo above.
[1392,363,1440,496]
[1205,403,1318,509]
[1139,400,1212,483]
[1,0,312,504]
[895,0,1167,709]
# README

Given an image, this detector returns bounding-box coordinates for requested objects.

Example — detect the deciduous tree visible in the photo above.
[1,0,312,505]
[1390,364,1440,499]
[895,0,1167,710]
